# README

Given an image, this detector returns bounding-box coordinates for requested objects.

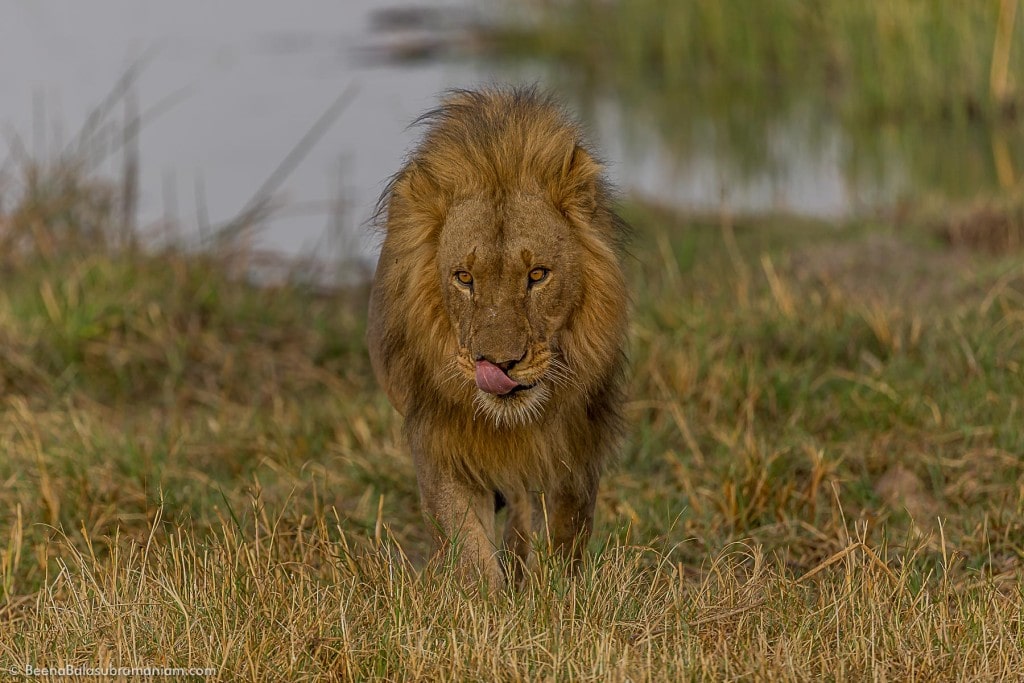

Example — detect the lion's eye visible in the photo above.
[528,267,549,286]
[454,271,473,287]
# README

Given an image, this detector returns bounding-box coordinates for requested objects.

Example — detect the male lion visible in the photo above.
[368,87,629,587]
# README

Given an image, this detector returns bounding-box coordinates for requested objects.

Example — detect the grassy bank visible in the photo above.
[1,164,1023,679]
[496,1,1024,201]
[503,1,1024,120]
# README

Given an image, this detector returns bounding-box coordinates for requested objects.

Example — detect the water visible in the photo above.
[1,0,486,271]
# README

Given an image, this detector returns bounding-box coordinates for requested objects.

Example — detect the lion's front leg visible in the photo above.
[501,487,534,587]
[413,452,503,588]
[544,470,599,570]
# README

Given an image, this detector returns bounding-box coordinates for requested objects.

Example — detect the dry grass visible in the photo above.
[936,194,1024,254]
[1,164,1023,680]
[5,509,1022,681]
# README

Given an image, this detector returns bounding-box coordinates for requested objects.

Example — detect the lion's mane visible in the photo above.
[368,87,629,493]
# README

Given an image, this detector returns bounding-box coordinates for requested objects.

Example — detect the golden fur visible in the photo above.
[367,87,629,586]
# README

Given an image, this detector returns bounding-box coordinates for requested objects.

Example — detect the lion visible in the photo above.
[367,87,629,587]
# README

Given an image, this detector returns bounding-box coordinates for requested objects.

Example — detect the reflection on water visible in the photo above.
[576,87,1024,219]
[3,1,1018,272]
[592,98,854,217]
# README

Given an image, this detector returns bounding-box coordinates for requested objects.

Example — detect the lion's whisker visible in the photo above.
[549,357,587,395]
[472,394,488,422]
[546,367,579,394]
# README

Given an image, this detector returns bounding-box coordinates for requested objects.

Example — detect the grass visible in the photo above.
[937,193,1024,252]
[1,158,1023,680]
[500,0,1024,120]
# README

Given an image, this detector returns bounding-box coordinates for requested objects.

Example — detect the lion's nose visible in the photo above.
[474,353,524,373]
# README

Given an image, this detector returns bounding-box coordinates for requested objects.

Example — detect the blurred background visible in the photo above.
[5,0,1020,273]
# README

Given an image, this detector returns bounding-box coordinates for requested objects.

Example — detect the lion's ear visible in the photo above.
[552,144,600,225]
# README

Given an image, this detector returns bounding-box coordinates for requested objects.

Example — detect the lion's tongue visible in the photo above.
[475,360,519,396]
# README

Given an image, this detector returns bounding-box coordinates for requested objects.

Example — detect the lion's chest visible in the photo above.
[411,406,588,491]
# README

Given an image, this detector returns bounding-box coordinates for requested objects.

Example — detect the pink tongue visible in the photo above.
[475,360,520,395]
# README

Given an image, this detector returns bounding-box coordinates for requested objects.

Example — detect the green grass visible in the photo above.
[1,162,1023,679]
[501,0,1024,120]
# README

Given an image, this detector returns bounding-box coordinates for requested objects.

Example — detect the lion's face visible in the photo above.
[437,194,584,427]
